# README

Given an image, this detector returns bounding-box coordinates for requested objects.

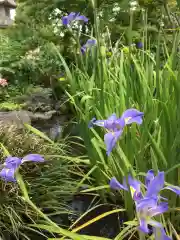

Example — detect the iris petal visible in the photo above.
[4,157,22,169]
[62,12,88,25]
[75,15,88,23]
[104,120,116,129]
[164,186,180,195]
[126,116,143,125]
[138,218,149,234]
[153,228,172,240]
[103,114,118,129]
[6,168,16,182]
[110,177,128,191]
[120,108,144,125]
[137,197,158,211]
[136,42,143,49]
[85,39,96,47]
[107,113,117,121]
[0,168,16,182]
[68,12,77,21]
[145,170,155,187]
[148,202,168,217]
[104,130,123,156]
[62,12,77,25]
[116,118,125,129]
[88,117,97,128]
[128,175,143,201]
[81,39,96,54]
[92,120,106,127]
[62,16,69,25]
[148,220,163,228]
[81,46,87,54]
[145,172,165,198]
[22,154,44,163]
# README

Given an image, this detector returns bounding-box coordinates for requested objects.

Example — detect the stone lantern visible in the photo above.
[0,0,16,28]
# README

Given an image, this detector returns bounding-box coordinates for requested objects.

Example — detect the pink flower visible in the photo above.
[0,78,8,87]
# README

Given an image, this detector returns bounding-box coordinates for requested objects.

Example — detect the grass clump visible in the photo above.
[0,126,79,239]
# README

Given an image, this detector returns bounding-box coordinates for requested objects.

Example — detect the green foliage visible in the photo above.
[0,128,81,239]
[0,0,180,239]
[57,23,180,232]
[0,102,24,110]
[0,0,178,87]
[0,32,64,85]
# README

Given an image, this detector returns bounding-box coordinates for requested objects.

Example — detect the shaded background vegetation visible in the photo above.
[0,0,178,86]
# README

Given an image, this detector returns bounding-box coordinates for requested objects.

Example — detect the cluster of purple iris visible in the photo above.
[110,171,180,239]
[62,12,96,54]
[89,108,180,239]
[61,12,143,54]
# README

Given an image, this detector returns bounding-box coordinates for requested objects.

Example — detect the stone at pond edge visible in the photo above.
[0,110,57,129]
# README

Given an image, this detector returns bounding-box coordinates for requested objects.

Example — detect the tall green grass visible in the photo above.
[0,125,88,239]
[56,25,180,229]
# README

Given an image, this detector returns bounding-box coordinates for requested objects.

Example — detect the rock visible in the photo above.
[30,110,57,121]
[15,87,54,112]
[0,87,73,140]
[32,115,69,141]
[0,110,57,129]
[0,110,31,129]
[15,88,71,115]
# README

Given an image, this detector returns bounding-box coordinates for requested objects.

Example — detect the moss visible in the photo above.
[0,102,25,111]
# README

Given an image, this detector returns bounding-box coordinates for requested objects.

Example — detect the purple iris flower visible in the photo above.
[4,157,22,169]
[81,39,97,54]
[0,154,45,182]
[0,168,17,182]
[136,198,168,234]
[89,108,144,156]
[110,170,180,239]
[22,154,44,162]
[136,41,143,49]
[62,12,88,26]
[145,170,180,197]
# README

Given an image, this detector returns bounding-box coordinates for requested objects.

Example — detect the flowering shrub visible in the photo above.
[0,78,8,87]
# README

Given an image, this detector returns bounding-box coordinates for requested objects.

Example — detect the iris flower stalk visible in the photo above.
[89,108,144,155]
[110,170,180,240]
